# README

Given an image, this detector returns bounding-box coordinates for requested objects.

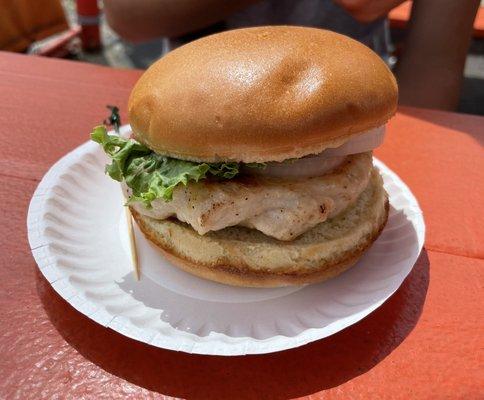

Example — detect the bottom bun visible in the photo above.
[131,168,389,287]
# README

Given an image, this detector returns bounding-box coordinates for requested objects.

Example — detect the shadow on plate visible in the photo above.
[37,249,429,399]
[114,204,422,340]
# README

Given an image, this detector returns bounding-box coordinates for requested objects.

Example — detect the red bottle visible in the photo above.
[76,0,101,51]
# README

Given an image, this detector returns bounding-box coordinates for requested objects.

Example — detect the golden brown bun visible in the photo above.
[128,26,398,163]
[130,169,389,287]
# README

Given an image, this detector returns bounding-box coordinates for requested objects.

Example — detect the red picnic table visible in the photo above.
[0,51,482,399]
[389,1,484,38]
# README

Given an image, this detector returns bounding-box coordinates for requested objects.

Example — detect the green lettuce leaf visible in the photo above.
[91,126,242,206]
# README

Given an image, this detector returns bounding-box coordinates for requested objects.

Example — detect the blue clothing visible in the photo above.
[164,0,392,62]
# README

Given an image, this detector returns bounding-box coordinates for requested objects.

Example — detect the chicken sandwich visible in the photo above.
[92,26,398,287]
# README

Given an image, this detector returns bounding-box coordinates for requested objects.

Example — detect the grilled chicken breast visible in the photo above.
[128,152,373,241]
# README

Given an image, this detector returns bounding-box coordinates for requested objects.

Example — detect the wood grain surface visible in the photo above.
[0,51,483,399]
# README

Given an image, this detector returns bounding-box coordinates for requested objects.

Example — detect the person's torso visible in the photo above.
[165,0,392,61]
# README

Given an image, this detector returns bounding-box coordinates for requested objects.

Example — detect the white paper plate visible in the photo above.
[27,126,425,355]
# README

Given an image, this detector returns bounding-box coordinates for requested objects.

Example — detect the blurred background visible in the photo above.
[1,0,483,115]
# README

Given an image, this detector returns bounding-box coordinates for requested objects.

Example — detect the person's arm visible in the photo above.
[395,0,479,110]
[103,0,260,42]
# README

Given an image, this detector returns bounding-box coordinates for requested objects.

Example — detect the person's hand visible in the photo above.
[333,0,406,22]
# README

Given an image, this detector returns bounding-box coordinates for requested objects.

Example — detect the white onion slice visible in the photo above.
[243,125,385,179]
[244,155,346,179]
[320,125,385,157]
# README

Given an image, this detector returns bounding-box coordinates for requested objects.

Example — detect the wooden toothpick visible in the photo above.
[124,206,140,280]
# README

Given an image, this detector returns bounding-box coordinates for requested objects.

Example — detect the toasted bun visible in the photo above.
[130,169,389,287]
[128,26,397,163]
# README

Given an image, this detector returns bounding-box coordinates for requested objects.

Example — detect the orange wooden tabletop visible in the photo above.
[0,51,482,399]
[389,1,484,37]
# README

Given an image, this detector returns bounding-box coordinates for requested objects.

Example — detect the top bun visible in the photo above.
[128,26,398,163]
